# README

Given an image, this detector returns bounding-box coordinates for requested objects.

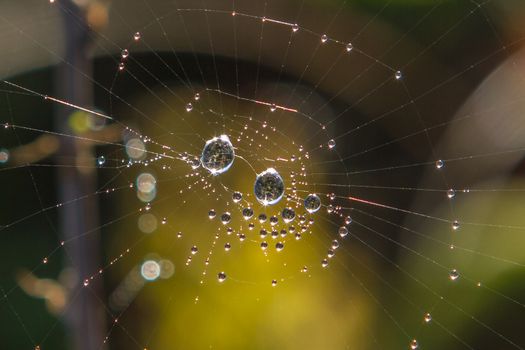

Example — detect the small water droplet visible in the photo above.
[220,212,231,225]
[185,103,193,112]
[447,189,456,199]
[292,23,299,32]
[133,32,141,41]
[321,34,328,43]
[346,42,353,52]
[327,139,336,149]
[232,191,243,203]
[121,49,129,59]
[409,339,419,349]
[281,207,296,223]
[338,226,349,238]
[97,156,106,166]
[395,70,403,80]
[242,207,254,220]
[449,269,460,281]
[435,159,444,169]
[208,209,216,219]
[452,220,460,231]
[304,194,321,213]
[275,242,284,252]
[224,243,231,251]
[258,213,267,223]
[424,313,432,323]
[218,272,227,282]
[271,279,278,287]
[191,246,198,255]
[321,259,329,268]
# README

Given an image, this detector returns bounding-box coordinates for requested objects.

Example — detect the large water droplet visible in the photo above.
[201,135,235,175]
[254,168,285,206]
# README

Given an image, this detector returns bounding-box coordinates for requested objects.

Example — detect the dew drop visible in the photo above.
[449,269,460,281]
[190,246,198,255]
[121,49,129,58]
[118,62,125,71]
[281,208,296,223]
[395,70,403,80]
[220,212,231,225]
[97,156,106,166]
[217,272,227,282]
[409,339,419,349]
[271,279,278,287]
[338,226,349,238]
[190,157,201,169]
[201,135,235,175]
[275,242,284,252]
[321,34,328,43]
[435,159,444,169]
[224,243,231,251]
[327,139,336,149]
[447,189,456,199]
[232,191,243,203]
[242,208,254,220]
[208,209,216,219]
[254,168,285,206]
[304,194,321,213]
[185,103,193,112]
[321,259,329,268]
[260,241,268,250]
[269,216,279,226]
[346,42,353,52]
[452,220,460,231]
[258,213,267,223]
[344,215,352,225]
[331,239,340,250]
[133,32,141,41]
[424,313,432,323]
[194,92,200,100]
[270,103,277,112]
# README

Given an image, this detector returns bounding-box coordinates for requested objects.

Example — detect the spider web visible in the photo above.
[1,0,525,349]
